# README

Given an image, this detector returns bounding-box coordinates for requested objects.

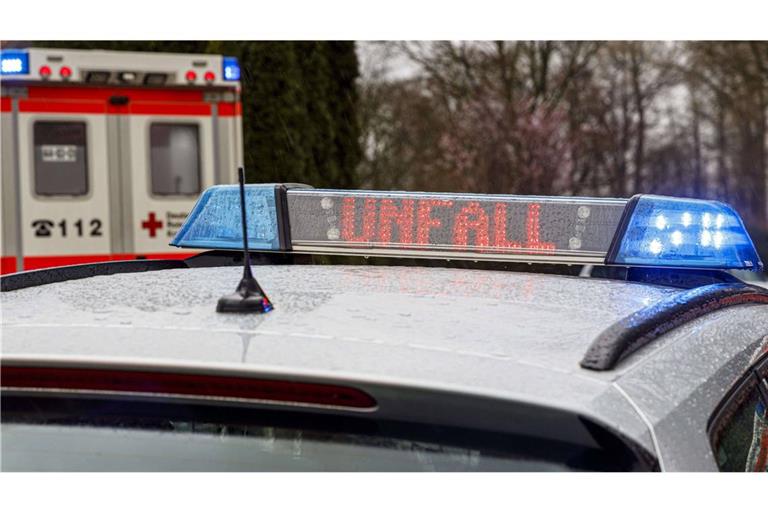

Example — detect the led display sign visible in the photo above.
[286,190,627,263]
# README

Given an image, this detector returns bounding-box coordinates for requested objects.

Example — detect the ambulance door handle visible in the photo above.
[109,96,130,106]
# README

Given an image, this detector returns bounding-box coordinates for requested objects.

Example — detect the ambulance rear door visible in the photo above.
[14,87,113,270]
[120,90,219,258]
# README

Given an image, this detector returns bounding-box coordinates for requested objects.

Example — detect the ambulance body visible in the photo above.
[1,47,243,274]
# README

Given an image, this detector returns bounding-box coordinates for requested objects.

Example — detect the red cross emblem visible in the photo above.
[141,212,163,238]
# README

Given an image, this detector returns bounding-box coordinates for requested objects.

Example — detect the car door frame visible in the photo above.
[707,345,768,471]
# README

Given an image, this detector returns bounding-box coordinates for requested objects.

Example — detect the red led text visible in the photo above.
[339,197,555,253]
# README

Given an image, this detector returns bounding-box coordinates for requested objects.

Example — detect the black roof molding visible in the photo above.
[581,283,768,371]
[1,259,188,292]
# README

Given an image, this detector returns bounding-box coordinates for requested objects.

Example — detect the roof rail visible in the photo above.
[580,283,768,371]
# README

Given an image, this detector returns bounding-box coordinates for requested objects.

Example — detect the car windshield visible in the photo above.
[1,397,637,472]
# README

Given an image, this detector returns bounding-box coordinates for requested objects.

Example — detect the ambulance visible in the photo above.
[0,47,243,274]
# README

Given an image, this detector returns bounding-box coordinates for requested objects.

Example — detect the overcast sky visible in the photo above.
[356,41,421,82]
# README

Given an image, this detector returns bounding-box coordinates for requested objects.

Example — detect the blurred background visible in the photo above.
[5,40,768,262]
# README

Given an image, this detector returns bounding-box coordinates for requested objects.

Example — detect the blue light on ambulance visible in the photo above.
[171,185,281,250]
[222,57,240,81]
[607,195,762,270]
[0,50,30,75]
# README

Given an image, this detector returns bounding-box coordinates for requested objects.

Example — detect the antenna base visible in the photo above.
[216,276,273,314]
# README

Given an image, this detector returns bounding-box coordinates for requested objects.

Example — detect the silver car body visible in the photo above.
[2,264,767,470]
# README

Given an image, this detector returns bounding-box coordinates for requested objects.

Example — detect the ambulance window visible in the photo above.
[33,121,89,196]
[150,124,201,196]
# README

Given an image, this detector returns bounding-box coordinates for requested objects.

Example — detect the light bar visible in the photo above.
[0,50,29,75]
[222,56,240,81]
[171,187,763,271]
[606,195,762,270]
[171,185,284,250]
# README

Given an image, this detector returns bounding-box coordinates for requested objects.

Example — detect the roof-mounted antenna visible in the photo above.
[216,167,273,314]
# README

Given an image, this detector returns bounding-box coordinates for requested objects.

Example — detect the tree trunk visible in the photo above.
[691,92,703,197]
[629,45,647,192]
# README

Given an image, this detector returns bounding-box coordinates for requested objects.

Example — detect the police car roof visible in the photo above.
[4,262,768,470]
[0,265,669,375]
[6,180,768,469]
[2,264,762,393]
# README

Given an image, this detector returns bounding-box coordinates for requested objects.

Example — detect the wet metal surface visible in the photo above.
[616,309,768,470]
[2,265,679,379]
[4,264,766,464]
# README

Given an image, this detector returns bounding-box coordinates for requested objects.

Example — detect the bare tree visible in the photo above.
[357,41,768,256]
